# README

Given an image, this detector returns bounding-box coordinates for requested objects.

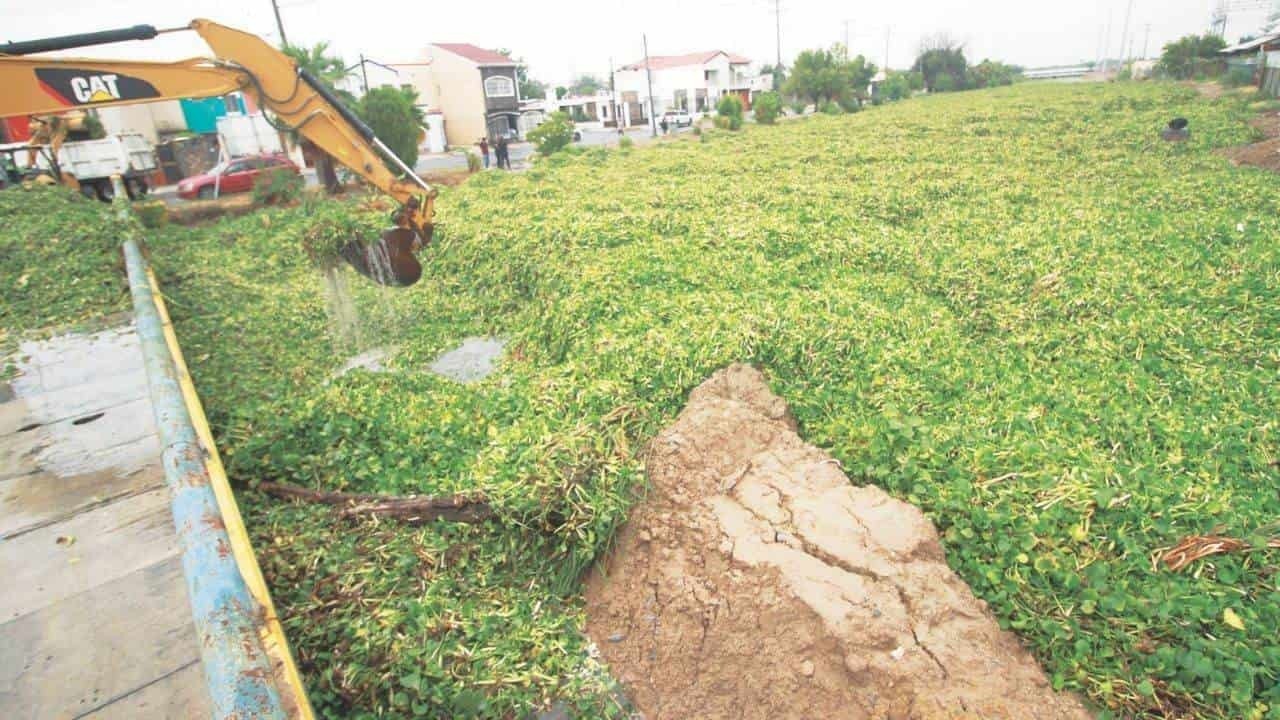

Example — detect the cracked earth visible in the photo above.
[585,364,1091,719]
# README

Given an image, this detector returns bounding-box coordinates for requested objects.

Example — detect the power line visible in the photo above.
[269,0,289,47]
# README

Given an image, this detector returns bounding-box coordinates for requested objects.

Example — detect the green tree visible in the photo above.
[784,46,877,107]
[568,74,603,96]
[753,91,782,125]
[715,94,744,130]
[283,42,349,193]
[527,111,574,155]
[970,59,1021,88]
[1157,34,1227,79]
[913,35,968,91]
[357,86,421,170]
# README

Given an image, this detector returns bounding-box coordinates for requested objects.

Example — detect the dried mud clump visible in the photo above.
[585,364,1092,720]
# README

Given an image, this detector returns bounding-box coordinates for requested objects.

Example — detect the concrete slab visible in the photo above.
[0,556,208,720]
[0,324,210,718]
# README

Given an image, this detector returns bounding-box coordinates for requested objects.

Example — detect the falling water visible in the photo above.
[321,264,363,349]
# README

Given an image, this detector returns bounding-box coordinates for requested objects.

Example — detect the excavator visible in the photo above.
[0,20,433,287]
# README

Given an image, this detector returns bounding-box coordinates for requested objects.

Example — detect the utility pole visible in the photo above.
[269,0,289,47]
[844,20,851,57]
[1119,0,1134,65]
[642,33,657,138]
[1142,23,1152,59]
[884,26,891,71]
[1102,8,1113,71]
[774,0,782,71]
[359,53,369,93]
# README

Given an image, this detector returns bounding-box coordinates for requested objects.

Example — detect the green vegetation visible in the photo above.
[358,86,423,171]
[0,186,130,335]
[3,81,1279,719]
[253,168,306,206]
[715,94,744,130]
[753,91,782,125]
[1159,34,1228,80]
[527,111,575,155]
[785,45,877,108]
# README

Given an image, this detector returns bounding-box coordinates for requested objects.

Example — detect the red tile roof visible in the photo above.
[621,51,751,71]
[432,43,518,66]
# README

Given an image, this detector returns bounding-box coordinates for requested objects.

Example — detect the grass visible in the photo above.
[3,80,1278,719]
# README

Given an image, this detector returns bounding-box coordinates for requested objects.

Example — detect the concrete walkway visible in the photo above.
[0,323,210,719]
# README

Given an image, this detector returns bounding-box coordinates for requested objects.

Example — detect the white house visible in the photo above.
[613,51,771,127]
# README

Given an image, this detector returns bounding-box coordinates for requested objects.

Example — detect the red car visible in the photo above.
[176,153,300,200]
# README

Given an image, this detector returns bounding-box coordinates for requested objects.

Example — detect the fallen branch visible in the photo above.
[1156,532,1280,572]
[255,480,494,524]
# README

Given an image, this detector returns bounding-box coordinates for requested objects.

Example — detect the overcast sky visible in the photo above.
[3,0,1273,87]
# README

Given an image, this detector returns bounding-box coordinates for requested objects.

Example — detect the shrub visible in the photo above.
[713,115,732,129]
[791,100,808,115]
[753,91,782,125]
[253,168,304,206]
[527,111,574,155]
[466,151,481,173]
[715,94,744,130]
[133,200,168,229]
[933,74,958,92]
[691,126,702,136]
[838,95,862,113]
[618,136,634,149]
[820,101,843,115]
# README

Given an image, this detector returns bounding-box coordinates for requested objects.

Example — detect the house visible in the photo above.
[1220,32,1280,95]
[551,91,618,128]
[405,43,524,146]
[613,51,771,127]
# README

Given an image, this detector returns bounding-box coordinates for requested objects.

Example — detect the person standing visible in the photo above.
[496,135,511,170]
[660,117,669,135]
[478,137,490,169]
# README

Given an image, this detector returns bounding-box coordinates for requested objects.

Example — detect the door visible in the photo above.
[486,116,511,142]
[220,159,256,193]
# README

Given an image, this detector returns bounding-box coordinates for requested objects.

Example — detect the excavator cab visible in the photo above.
[0,20,433,287]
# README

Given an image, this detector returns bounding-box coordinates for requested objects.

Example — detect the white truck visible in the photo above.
[33,132,158,201]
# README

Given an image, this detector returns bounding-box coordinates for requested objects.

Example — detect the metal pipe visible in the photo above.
[118,205,287,719]
[0,24,158,56]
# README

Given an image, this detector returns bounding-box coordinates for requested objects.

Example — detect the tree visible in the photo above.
[358,86,421,171]
[784,46,877,107]
[493,48,546,99]
[715,94,744,130]
[1158,34,1227,79]
[283,42,350,193]
[969,59,1020,89]
[753,91,782,125]
[568,74,603,96]
[527,111,574,155]
[913,34,968,91]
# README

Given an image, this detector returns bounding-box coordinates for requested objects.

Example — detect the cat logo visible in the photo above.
[34,68,160,107]
[70,75,122,103]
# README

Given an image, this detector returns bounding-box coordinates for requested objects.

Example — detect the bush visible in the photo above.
[691,126,702,136]
[527,111,575,155]
[715,94,744,130]
[753,91,782,125]
[933,74,958,92]
[838,95,862,113]
[713,115,732,129]
[253,168,304,206]
[820,101,843,115]
[791,100,808,115]
[133,200,168,229]
[618,136,634,149]
[465,151,481,173]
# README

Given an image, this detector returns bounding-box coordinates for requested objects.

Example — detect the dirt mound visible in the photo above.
[1219,111,1280,173]
[585,364,1091,720]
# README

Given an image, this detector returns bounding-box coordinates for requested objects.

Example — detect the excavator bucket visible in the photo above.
[338,228,423,287]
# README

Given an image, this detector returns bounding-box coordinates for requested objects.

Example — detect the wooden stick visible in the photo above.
[255,481,493,524]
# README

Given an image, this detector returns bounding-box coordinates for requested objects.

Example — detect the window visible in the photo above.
[484,75,515,97]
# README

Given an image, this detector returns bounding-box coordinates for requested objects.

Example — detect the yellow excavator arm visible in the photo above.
[0,20,434,286]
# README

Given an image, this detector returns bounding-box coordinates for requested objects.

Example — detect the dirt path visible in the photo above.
[1219,109,1280,172]
[585,364,1092,720]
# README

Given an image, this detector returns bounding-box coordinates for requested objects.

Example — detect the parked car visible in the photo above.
[662,110,693,128]
[177,153,299,200]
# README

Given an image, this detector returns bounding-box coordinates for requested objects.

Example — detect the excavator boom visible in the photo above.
[0,20,433,286]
